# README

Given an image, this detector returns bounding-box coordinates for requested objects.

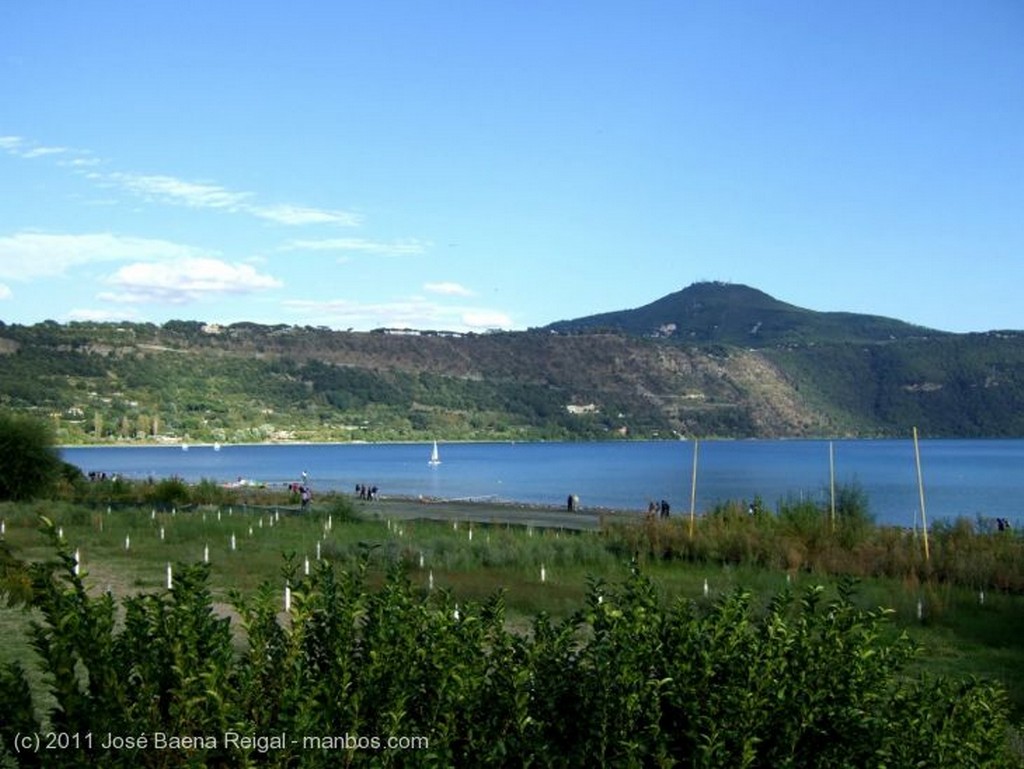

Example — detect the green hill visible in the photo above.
[1,283,1023,443]
[544,281,940,346]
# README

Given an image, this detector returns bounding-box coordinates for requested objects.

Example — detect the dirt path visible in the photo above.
[348,495,641,531]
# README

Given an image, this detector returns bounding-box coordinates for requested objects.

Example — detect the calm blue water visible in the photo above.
[60,440,1024,528]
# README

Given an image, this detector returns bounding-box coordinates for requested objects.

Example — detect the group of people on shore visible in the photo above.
[647,499,671,519]
[86,470,121,482]
[287,481,313,510]
[355,483,379,501]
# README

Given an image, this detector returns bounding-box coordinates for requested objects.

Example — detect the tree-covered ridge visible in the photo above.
[544,281,945,346]
[0,319,815,443]
[764,333,1024,436]
[2,280,1024,443]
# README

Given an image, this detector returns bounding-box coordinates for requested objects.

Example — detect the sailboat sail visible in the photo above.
[428,441,441,466]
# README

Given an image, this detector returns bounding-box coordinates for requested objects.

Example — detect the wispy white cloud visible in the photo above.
[0,282,11,300]
[283,297,444,329]
[102,171,361,227]
[22,146,69,159]
[64,156,102,169]
[1,134,83,162]
[254,205,362,227]
[283,296,512,332]
[461,309,512,328]
[424,281,474,297]
[107,173,252,211]
[283,237,426,255]
[0,232,204,281]
[66,307,141,322]
[104,175,361,225]
[3,135,363,228]
[102,171,363,227]
[99,257,282,305]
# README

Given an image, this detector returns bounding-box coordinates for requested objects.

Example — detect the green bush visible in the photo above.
[0,521,1015,768]
[322,493,359,524]
[0,412,63,502]
[146,477,191,508]
[190,478,232,506]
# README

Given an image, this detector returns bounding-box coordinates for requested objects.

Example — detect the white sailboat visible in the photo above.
[428,440,441,466]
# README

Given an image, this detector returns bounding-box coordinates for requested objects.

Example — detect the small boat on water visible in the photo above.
[428,440,441,466]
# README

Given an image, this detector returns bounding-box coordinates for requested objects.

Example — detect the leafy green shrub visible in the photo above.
[146,477,191,509]
[0,411,63,502]
[0,521,1016,767]
[322,493,359,524]
[190,477,232,506]
[66,474,144,507]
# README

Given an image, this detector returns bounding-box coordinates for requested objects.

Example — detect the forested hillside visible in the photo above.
[763,332,1024,436]
[2,283,1023,443]
[544,281,939,346]
[0,319,825,443]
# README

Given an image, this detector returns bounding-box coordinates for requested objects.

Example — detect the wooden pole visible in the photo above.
[829,441,836,533]
[688,439,699,539]
[912,427,931,563]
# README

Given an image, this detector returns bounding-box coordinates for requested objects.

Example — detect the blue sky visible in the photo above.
[1,1,1022,333]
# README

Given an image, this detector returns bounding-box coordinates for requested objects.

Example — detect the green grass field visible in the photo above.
[3,493,1024,724]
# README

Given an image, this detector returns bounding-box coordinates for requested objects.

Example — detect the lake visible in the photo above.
[60,439,1024,529]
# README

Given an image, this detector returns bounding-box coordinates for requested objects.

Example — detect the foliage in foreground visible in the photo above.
[0,412,66,503]
[0,522,1015,768]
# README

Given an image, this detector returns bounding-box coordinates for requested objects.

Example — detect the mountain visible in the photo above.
[544,281,941,347]
[1,284,1023,443]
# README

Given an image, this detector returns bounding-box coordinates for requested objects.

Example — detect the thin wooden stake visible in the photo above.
[912,426,931,563]
[829,441,836,533]
[688,439,699,539]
